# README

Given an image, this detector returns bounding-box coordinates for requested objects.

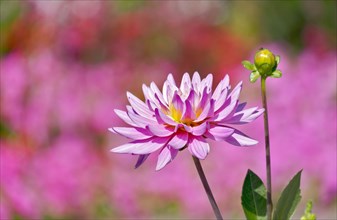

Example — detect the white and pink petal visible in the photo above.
[111,137,170,154]
[191,122,208,136]
[135,154,150,168]
[171,91,184,115]
[182,100,196,122]
[225,130,258,146]
[200,74,213,93]
[205,124,234,141]
[168,132,188,149]
[180,73,192,96]
[224,107,264,124]
[109,127,153,140]
[156,146,178,171]
[114,109,137,127]
[128,110,155,128]
[147,124,175,137]
[213,88,228,112]
[191,72,201,92]
[213,99,239,122]
[127,92,154,118]
[154,108,178,126]
[188,136,210,160]
[227,81,242,104]
[212,74,229,100]
[195,99,214,122]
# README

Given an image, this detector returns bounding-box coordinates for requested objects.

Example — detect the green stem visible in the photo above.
[192,156,223,220]
[261,77,273,220]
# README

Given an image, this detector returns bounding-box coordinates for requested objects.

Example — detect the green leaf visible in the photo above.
[273,170,302,220]
[242,60,256,71]
[250,71,260,83]
[271,70,282,78]
[241,169,267,220]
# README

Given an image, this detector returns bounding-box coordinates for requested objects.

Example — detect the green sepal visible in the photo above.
[241,169,267,220]
[272,170,302,220]
[270,70,282,78]
[275,55,280,65]
[250,71,260,83]
[242,60,256,71]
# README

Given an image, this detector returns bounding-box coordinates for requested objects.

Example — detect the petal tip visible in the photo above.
[108,128,116,133]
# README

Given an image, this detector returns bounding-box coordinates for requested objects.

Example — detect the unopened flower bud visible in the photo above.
[254,48,276,76]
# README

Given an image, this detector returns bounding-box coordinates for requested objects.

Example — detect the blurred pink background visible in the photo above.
[0,1,336,219]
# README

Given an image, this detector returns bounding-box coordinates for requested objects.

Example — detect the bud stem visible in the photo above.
[261,77,273,220]
[192,156,223,220]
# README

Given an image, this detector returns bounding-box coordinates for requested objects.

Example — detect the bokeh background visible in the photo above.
[0,1,336,219]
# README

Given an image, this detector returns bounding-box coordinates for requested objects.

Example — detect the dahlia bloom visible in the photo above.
[110,72,263,170]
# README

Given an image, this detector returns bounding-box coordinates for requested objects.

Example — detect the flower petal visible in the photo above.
[197,87,210,110]
[154,108,177,126]
[168,132,188,149]
[236,102,247,112]
[214,81,242,114]
[243,108,264,123]
[182,99,196,122]
[147,124,175,137]
[127,92,154,118]
[228,81,242,104]
[156,146,178,171]
[212,74,229,100]
[224,107,264,124]
[188,136,210,159]
[127,109,155,128]
[109,127,153,140]
[195,99,214,122]
[150,82,167,107]
[171,91,184,119]
[214,98,238,122]
[205,124,234,141]
[191,122,208,136]
[111,137,170,154]
[186,89,197,107]
[142,84,153,102]
[191,71,201,91]
[163,74,178,103]
[200,74,213,93]
[225,130,258,146]
[114,109,137,126]
[180,73,192,96]
[135,154,150,168]
[182,124,192,133]
[214,88,228,112]
[167,73,177,86]
[154,93,169,110]
[142,84,160,110]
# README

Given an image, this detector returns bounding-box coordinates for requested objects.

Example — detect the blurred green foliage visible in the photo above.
[0,0,23,56]
[0,0,336,57]
[225,0,336,52]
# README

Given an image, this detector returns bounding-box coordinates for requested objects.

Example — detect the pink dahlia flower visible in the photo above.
[110,72,263,170]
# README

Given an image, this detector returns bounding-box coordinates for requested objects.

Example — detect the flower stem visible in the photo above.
[192,156,223,220]
[261,77,273,220]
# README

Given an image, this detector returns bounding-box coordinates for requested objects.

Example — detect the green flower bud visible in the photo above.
[254,48,276,76]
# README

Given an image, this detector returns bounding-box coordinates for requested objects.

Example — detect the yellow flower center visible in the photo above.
[168,103,203,126]
[169,104,182,122]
